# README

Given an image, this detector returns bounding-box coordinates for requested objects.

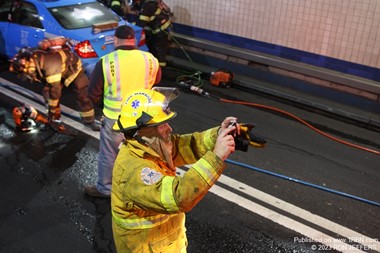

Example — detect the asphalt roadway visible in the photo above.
[0,67,379,253]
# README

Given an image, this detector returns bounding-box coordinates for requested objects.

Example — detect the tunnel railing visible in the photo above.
[171,32,380,95]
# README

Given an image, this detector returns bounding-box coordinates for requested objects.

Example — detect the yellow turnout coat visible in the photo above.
[111,126,225,252]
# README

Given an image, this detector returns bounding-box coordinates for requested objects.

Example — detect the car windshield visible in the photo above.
[48,2,121,29]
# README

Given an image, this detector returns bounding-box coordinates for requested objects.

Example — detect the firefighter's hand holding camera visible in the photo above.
[214,126,236,161]
[214,117,239,160]
[217,117,267,154]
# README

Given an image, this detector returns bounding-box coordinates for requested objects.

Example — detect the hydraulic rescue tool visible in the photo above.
[12,103,48,132]
[169,32,235,90]
[12,103,68,133]
[210,70,234,88]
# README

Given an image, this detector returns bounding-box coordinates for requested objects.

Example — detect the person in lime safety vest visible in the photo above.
[136,0,173,68]
[9,41,100,132]
[85,25,161,198]
[110,87,239,252]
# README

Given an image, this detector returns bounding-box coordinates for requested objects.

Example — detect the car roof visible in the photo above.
[30,0,98,8]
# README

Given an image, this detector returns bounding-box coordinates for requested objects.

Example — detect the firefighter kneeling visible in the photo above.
[9,37,100,132]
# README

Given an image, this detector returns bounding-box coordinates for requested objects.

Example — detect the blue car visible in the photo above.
[0,0,147,75]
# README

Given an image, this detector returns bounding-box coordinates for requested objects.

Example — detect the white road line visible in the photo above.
[217,172,380,251]
[209,184,369,253]
[178,168,378,253]
[1,79,379,253]
[0,78,100,139]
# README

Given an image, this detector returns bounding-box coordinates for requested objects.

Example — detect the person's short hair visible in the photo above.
[114,25,135,40]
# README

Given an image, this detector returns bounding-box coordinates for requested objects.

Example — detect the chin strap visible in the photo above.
[117,112,154,144]
[133,131,148,144]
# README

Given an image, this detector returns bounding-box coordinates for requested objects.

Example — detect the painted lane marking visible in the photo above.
[179,167,378,253]
[217,172,380,251]
[209,184,370,253]
[0,78,100,139]
[1,79,378,252]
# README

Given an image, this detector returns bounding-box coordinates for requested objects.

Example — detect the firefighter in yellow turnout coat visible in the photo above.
[111,88,239,252]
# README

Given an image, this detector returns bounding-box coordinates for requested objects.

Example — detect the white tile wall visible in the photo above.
[167,0,380,68]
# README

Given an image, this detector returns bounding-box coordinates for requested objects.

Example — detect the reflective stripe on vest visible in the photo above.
[103,52,123,117]
[102,50,159,119]
[142,52,157,86]
[104,53,121,101]
[192,158,219,186]
[112,209,173,230]
[161,176,180,212]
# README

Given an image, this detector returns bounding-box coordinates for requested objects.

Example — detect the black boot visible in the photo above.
[85,121,101,131]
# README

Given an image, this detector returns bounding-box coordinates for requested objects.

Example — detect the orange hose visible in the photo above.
[220,98,380,156]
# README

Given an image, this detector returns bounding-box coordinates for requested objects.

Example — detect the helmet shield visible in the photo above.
[152,87,179,104]
[113,87,178,132]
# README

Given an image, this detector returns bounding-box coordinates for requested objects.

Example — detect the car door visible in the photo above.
[4,0,45,58]
[0,1,12,57]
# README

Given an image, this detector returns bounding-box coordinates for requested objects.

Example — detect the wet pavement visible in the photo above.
[0,91,322,253]
[1,66,379,253]
[0,100,318,253]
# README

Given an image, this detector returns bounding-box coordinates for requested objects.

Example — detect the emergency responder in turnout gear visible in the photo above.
[9,40,100,132]
[84,25,161,198]
[136,0,173,68]
[110,87,239,252]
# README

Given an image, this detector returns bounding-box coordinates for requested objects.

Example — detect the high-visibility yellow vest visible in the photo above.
[101,49,159,119]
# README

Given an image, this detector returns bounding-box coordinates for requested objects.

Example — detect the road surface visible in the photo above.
[0,66,379,253]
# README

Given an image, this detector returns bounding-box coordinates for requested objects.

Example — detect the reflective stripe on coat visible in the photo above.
[111,127,225,252]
